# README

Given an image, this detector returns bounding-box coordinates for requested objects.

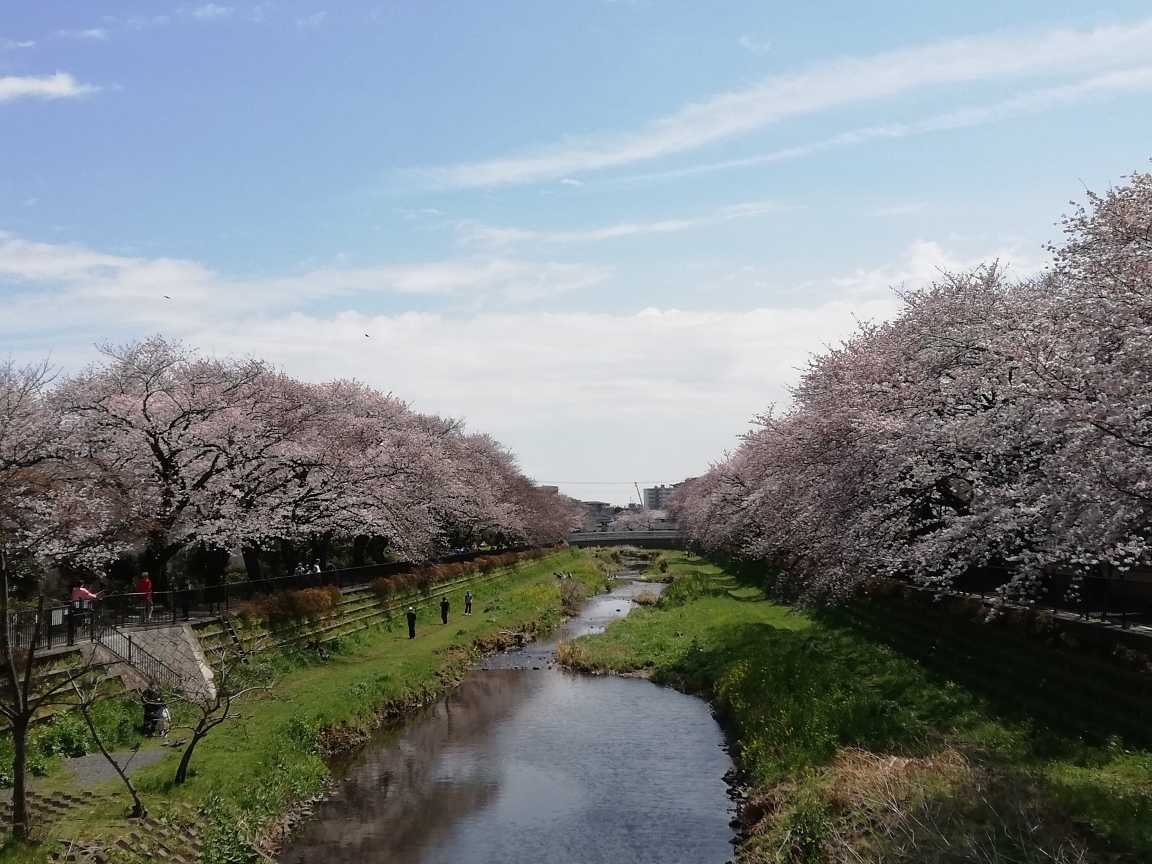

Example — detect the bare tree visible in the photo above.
[0,550,95,839]
[169,641,273,785]
[70,673,147,819]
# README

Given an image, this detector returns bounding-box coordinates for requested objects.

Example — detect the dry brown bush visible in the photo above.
[742,747,1095,864]
[234,585,343,625]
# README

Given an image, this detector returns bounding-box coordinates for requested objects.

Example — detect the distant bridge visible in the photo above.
[567,530,686,549]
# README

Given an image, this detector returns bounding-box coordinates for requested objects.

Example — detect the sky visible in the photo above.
[3,2,1152,506]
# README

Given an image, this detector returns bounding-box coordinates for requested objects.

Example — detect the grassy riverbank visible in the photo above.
[2,547,607,864]
[560,553,1152,863]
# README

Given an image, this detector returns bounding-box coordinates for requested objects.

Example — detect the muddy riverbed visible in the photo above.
[278,575,736,864]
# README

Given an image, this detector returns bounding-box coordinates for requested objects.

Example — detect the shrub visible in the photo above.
[234,585,342,625]
[370,577,394,604]
[415,570,434,598]
[659,572,726,608]
[559,580,587,616]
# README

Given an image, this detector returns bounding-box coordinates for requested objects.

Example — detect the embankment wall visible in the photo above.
[835,579,1152,743]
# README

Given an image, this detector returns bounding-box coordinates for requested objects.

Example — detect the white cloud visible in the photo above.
[830,239,1044,298]
[56,29,110,41]
[421,18,1152,188]
[296,11,327,27]
[870,203,925,217]
[0,232,610,334]
[739,34,770,53]
[121,16,170,30]
[192,4,233,20]
[1,39,36,50]
[0,233,1034,497]
[461,201,784,247]
[0,73,98,103]
[608,66,1152,185]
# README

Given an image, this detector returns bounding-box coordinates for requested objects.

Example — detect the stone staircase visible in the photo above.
[0,791,203,863]
[45,802,204,863]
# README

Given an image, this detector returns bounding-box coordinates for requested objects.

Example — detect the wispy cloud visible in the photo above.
[192,4,233,20]
[0,232,611,332]
[0,73,98,103]
[296,11,328,27]
[460,201,784,247]
[1,39,36,50]
[420,18,1152,188]
[120,16,170,31]
[56,28,110,42]
[739,34,770,53]
[609,65,1152,185]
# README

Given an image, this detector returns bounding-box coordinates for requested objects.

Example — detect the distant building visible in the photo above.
[643,480,697,511]
[573,500,616,532]
[538,485,559,494]
[643,485,675,510]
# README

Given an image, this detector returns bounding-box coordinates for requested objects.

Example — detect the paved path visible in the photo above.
[63,745,171,789]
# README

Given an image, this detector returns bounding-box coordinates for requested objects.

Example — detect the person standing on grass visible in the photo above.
[135,571,154,622]
[407,605,417,639]
[464,590,473,616]
[440,596,450,625]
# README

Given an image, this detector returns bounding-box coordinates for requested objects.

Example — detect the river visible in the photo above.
[278,575,736,864]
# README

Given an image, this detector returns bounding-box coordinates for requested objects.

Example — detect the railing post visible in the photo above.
[1120,569,1127,629]
[128,634,133,663]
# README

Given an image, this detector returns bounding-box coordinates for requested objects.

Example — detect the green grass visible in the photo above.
[2,548,608,863]
[561,552,1152,862]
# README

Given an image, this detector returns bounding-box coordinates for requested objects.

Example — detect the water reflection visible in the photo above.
[279,577,734,864]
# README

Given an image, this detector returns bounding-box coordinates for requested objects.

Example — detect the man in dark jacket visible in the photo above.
[440,596,450,625]
[406,606,417,639]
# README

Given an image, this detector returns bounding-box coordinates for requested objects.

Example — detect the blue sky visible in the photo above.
[3,2,1152,505]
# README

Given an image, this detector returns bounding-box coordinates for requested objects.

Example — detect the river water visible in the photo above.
[278,577,736,864]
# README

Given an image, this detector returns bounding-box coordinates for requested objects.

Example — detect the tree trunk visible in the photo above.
[146,538,181,594]
[174,729,206,785]
[312,532,333,570]
[241,546,263,583]
[352,536,369,568]
[10,715,29,838]
[279,538,299,578]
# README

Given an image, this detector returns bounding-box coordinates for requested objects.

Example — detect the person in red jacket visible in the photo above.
[135,572,154,622]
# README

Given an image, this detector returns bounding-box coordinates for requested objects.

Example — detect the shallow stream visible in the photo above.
[278,574,736,864]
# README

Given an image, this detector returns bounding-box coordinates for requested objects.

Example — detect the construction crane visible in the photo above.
[635,482,645,509]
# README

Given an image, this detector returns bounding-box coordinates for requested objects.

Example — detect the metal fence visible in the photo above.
[94,625,185,690]
[5,545,535,653]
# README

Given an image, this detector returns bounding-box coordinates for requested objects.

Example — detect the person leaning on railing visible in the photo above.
[70,580,104,633]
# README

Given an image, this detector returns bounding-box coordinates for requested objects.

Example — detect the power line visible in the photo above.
[534,481,671,485]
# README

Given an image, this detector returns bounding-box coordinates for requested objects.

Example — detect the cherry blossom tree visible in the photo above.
[55,338,274,587]
[674,165,1152,604]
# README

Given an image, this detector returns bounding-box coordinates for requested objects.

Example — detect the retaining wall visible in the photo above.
[835,579,1152,744]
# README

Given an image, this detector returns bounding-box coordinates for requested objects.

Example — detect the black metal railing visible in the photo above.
[93,624,185,690]
[5,545,538,653]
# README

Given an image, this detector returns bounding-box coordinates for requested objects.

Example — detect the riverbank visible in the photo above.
[559,553,1152,863]
[1,548,607,864]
